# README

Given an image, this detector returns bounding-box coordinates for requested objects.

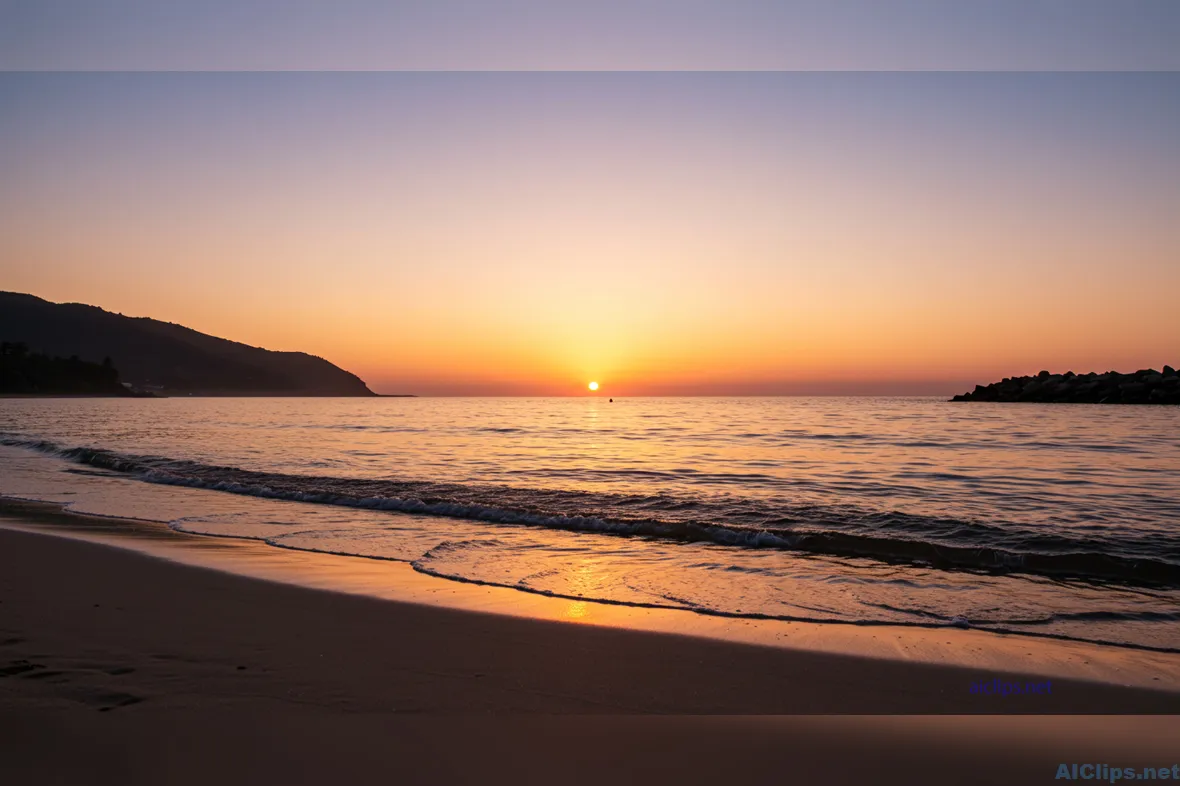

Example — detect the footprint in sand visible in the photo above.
[0,659,44,677]
[1,659,147,710]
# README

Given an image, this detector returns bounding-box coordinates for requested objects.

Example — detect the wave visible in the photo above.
[4,434,1179,588]
[405,560,1180,654]
[150,523,1180,654]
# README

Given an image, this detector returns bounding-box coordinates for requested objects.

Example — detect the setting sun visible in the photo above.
[588,381,599,391]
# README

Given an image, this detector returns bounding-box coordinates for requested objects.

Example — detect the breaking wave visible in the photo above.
[4,434,1178,588]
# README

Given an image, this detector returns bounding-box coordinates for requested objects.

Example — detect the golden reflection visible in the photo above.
[562,561,600,621]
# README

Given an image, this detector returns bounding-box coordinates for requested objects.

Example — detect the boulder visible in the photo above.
[951,367,1179,405]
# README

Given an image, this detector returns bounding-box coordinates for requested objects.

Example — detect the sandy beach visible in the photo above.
[2,500,1179,784]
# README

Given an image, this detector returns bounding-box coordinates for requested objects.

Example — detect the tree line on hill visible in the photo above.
[0,342,139,395]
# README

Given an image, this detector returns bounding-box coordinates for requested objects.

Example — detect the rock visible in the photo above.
[950,366,1179,405]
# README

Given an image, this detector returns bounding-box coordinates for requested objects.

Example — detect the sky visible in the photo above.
[3,0,1180,70]
[1,5,1178,396]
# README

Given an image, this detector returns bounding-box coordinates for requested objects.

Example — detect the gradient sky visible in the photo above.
[2,72,1178,395]
[3,0,1180,70]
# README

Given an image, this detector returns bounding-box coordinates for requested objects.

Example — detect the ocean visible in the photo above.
[1,396,1178,651]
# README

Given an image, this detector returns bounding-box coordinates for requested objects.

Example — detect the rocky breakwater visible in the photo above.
[952,366,1180,404]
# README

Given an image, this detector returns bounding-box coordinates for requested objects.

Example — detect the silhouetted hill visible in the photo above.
[0,292,375,397]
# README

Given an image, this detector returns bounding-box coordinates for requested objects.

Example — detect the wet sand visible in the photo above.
[1,504,1178,784]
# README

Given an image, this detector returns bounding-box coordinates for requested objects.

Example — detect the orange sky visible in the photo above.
[1,73,1177,395]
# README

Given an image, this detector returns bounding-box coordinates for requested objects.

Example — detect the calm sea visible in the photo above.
[2,397,1178,650]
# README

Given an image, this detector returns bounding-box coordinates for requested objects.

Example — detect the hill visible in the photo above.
[0,292,375,397]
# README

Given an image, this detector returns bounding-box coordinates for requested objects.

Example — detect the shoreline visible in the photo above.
[2,497,1178,711]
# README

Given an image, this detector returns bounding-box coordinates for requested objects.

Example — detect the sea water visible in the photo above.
[1,396,1177,650]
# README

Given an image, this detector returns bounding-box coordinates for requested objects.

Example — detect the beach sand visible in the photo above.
[2,501,1178,784]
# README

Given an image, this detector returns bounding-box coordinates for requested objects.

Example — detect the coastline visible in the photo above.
[2,498,1178,712]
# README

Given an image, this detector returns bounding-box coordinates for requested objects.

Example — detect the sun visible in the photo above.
[588,381,599,391]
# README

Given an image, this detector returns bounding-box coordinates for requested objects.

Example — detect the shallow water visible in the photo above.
[1,396,1178,650]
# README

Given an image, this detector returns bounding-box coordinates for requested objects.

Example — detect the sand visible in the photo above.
[1,503,1178,784]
